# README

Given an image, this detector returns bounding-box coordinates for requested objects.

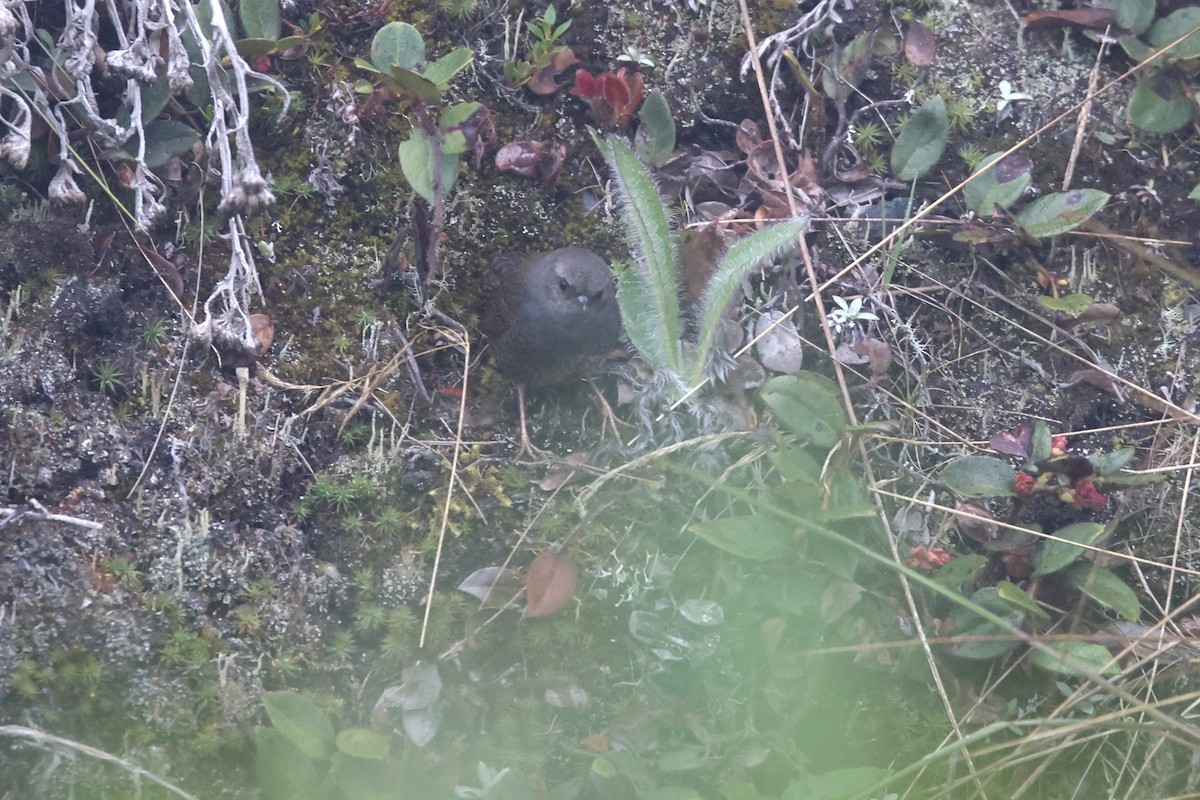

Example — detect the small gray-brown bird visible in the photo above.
[482,247,621,455]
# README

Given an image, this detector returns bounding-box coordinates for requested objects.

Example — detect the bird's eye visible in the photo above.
[590,290,605,304]
[558,278,570,293]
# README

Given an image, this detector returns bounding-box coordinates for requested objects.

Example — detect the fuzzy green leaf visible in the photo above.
[439,102,485,155]
[1104,0,1154,35]
[760,372,846,449]
[950,587,1023,660]
[262,692,335,761]
[690,219,807,386]
[1066,563,1140,621]
[597,134,685,376]
[1015,189,1110,238]
[891,95,949,181]
[141,120,200,168]
[1088,447,1135,476]
[691,515,794,561]
[1030,642,1118,677]
[940,455,1017,497]
[934,554,987,591]
[1033,522,1107,576]
[997,580,1048,618]
[380,66,442,103]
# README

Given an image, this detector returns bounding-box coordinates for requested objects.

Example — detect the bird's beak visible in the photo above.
[576,294,590,308]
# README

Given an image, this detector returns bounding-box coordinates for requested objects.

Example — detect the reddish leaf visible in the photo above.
[1023,9,1118,32]
[904,21,937,66]
[525,551,578,617]
[989,422,1032,458]
[599,72,630,111]
[570,68,599,98]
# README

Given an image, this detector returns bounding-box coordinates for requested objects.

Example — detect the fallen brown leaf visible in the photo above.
[904,21,937,66]
[526,550,578,617]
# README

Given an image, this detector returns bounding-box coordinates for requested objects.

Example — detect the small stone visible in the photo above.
[754,310,803,373]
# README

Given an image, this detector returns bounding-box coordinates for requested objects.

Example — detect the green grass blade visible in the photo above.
[690,219,807,386]
[596,133,684,376]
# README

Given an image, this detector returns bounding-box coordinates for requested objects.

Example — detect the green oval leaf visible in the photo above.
[370,21,425,71]
[1149,7,1200,60]
[634,89,677,167]
[691,515,794,561]
[963,151,1032,216]
[891,95,949,181]
[1127,74,1194,133]
[141,119,200,168]
[783,766,892,800]
[950,587,1024,660]
[997,580,1049,619]
[1030,641,1118,677]
[1033,522,1106,576]
[262,692,335,761]
[940,455,1017,497]
[335,728,391,760]
[761,372,846,448]
[1092,0,1154,35]
[1036,292,1094,317]
[239,0,281,40]
[398,129,461,205]
[380,66,442,103]
[1066,563,1140,621]
[1088,447,1135,476]
[256,727,320,800]
[423,46,473,88]
[1015,189,1110,238]
[439,102,486,155]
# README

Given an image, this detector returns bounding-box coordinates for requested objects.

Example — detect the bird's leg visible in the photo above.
[516,382,551,459]
[587,379,626,444]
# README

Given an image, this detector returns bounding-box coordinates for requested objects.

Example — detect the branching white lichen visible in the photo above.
[737,0,850,150]
[2,0,290,352]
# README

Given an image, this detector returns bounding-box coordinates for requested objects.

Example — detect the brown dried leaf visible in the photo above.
[1022,9,1118,32]
[526,550,578,618]
[956,501,999,544]
[1058,302,1121,328]
[854,338,892,376]
[250,313,274,357]
[678,226,725,306]
[904,21,937,66]
[527,48,579,95]
[735,119,761,154]
[495,140,567,188]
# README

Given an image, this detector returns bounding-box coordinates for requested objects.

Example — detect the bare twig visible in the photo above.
[0,500,104,531]
[0,725,198,800]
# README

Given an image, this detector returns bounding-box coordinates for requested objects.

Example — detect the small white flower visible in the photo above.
[996,80,1032,114]
[828,295,879,334]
